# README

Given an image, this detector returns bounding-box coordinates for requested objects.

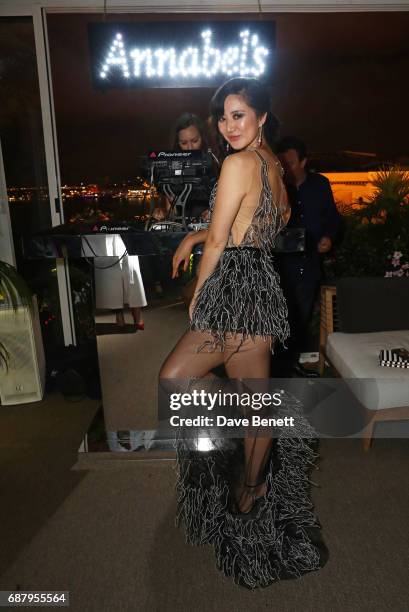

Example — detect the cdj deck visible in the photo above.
[22,221,199,259]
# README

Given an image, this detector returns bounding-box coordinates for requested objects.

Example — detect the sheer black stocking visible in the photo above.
[160,329,274,514]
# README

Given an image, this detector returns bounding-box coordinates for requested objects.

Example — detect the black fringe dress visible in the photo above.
[175,151,329,589]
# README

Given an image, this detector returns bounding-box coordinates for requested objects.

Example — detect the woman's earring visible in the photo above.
[225,141,230,153]
[257,126,263,147]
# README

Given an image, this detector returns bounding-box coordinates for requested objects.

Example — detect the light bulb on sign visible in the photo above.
[179,47,199,76]
[252,46,268,76]
[221,46,239,75]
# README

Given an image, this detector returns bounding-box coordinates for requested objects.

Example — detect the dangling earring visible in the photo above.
[257,125,263,148]
[225,141,230,153]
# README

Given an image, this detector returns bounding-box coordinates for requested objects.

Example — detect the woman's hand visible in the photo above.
[172,235,193,279]
[152,207,166,221]
[200,209,211,222]
[172,229,208,279]
[317,236,332,253]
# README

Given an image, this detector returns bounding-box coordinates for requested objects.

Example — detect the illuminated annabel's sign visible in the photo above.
[89,22,275,88]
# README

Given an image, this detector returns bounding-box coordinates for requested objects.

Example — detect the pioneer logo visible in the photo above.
[157,151,191,158]
[96,225,130,232]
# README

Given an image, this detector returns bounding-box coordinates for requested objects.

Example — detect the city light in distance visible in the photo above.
[98,29,269,81]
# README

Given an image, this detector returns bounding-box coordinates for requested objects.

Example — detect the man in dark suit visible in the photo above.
[274,137,340,377]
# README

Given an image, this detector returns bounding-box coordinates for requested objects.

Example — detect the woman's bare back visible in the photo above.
[227,149,289,249]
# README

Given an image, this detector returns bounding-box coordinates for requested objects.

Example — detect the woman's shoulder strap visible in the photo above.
[252,149,268,165]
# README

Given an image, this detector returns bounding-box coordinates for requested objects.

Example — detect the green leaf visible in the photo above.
[0,261,33,370]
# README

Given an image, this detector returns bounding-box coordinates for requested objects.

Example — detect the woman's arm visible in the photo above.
[152,193,171,221]
[189,154,249,318]
[172,229,208,278]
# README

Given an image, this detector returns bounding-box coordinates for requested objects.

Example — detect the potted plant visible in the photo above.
[0,261,33,370]
[324,166,409,280]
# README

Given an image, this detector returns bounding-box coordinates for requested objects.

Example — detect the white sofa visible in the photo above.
[319,280,409,451]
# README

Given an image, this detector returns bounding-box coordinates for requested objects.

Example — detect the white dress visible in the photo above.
[92,234,147,309]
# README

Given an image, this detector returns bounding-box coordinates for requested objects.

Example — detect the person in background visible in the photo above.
[94,234,147,331]
[274,136,340,377]
[173,112,207,151]
[153,112,212,221]
[150,112,214,300]
[83,204,146,330]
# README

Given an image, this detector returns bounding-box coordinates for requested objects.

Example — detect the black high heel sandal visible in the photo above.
[231,480,267,516]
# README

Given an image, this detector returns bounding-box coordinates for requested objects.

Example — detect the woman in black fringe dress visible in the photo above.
[159,77,328,589]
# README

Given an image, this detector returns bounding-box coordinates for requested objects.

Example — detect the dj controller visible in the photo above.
[24,149,304,260]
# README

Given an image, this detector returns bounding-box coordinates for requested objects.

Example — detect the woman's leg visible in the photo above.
[130,306,144,329]
[131,307,141,323]
[223,335,273,512]
[159,331,226,452]
[114,309,125,327]
[160,330,225,380]
[161,330,274,513]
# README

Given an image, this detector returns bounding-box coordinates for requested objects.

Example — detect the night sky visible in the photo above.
[2,12,409,185]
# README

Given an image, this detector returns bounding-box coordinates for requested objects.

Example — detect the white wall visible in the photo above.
[1,0,409,15]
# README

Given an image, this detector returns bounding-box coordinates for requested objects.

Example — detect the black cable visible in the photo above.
[80,235,129,269]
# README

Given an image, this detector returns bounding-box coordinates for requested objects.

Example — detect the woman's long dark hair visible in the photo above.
[210,77,280,160]
[172,112,207,151]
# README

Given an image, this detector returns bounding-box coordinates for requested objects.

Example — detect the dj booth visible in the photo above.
[144,149,214,228]
[23,222,195,259]
[24,147,305,260]
[25,149,213,260]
